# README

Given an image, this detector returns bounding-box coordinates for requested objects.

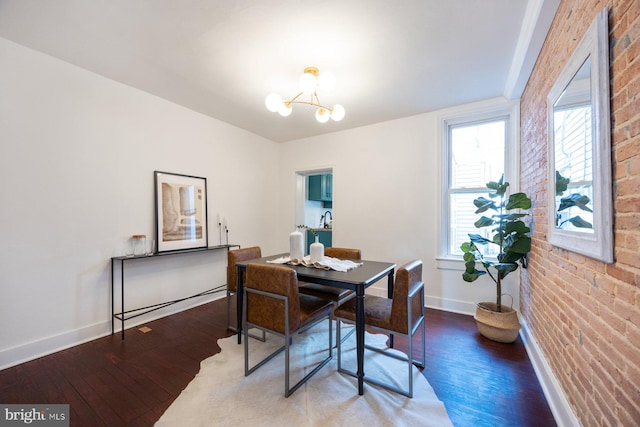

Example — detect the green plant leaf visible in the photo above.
[556,171,570,196]
[505,192,532,210]
[504,220,530,235]
[506,235,531,254]
[494,262,518,279]
[558,194,592,212]
[460,241,473,253]
[565,216,593,228]
[463,252,476,262]
[469,234,492,245]
[473,197,497,213]
[464,260,477,274]
[487,177,508,196]
[474,216,494,228]
[500,251,526,263]
[462,269,486,282]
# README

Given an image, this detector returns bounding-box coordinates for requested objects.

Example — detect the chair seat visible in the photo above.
[299,283,354,300]
[299,294,335,325]
[334,295,395,332]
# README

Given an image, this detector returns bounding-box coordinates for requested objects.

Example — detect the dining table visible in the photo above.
[235,253,395,396]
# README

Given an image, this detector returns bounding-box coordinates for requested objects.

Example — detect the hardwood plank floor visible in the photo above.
[0,298,556,426]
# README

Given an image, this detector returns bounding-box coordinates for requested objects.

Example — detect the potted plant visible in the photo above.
[460,176,532,343]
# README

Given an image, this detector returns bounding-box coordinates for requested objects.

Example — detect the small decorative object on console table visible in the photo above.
[132,234,147,256]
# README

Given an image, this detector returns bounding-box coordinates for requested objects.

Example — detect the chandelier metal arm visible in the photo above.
[284,91,331,111]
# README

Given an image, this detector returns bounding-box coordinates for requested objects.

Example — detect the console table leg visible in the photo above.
[121,260,125,340]
[111,260,115,335]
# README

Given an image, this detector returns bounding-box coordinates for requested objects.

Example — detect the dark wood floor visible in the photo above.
[0,298,556,426]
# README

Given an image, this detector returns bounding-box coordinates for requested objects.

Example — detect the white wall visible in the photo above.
[0,37,281,369]
[278,103,519,312]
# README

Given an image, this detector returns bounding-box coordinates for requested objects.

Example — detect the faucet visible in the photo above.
[322,211,332,228]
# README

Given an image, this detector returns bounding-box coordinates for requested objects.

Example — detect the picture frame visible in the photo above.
[154,171,208,253]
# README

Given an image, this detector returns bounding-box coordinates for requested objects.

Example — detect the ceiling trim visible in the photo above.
[503,0,562,99]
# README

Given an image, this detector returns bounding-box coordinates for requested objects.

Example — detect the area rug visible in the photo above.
[155,321,453,427]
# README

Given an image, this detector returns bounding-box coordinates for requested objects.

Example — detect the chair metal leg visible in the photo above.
[229,289,266,341]
[244,288,333,398]
[335,316,423,398]
[226,289,234,332]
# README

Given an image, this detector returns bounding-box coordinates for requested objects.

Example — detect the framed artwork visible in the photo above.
[154,171,208,253]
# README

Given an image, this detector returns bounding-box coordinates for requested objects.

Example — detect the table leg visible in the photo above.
[236,266,244,344]
[121,259,125,340]
[387,270,395,348]
[356,285,365,395]
[111,259,114,335]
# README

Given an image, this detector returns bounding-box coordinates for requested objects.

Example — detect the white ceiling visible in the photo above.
[0,0,560,142]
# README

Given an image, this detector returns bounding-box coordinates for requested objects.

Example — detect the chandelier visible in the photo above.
[265,67,345,123]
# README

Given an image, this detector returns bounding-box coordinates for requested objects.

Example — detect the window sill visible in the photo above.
[437,255,498,271]
[436,257,465,271]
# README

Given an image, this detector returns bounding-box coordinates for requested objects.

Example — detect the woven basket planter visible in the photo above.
[474,302,521,343]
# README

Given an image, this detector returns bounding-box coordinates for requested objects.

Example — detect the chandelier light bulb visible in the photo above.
[318,72,336,92]
[330,104,345,121]
[278,102,292,117]
[265,93,283,112]
[298,72,317,93]
[315,107,330,123]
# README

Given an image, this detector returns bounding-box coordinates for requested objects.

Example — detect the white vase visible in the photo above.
[310,235,324,263]
[289,229,304,260]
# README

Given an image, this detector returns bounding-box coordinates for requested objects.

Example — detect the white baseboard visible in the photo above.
[371,291,477,316]
[520,318,580,427]
[0,294,223,371]
[425,296,476,316]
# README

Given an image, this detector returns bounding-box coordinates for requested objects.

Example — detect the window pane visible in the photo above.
[451,121,505,189]
[448,118,506,258]
[449,191,500,257]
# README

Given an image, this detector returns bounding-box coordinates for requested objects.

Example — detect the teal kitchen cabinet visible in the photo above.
[308,174,332,205]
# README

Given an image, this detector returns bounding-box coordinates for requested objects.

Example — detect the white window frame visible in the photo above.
[437,98,520,269]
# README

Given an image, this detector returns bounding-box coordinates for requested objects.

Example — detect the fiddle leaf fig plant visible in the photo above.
[555,170,593,229]
[460,176,532,312]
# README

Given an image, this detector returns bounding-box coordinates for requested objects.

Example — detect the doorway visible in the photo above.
[295,168,333,254]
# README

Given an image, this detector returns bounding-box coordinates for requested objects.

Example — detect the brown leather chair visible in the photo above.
[334,259,425,398]
[226,246,262,333]
[243,264,334,397]
[298,247,361,307]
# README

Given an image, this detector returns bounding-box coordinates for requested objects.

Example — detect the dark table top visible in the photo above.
[235,253,395,288]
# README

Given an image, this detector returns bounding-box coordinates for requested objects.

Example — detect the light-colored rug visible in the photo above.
[156,321,453,427]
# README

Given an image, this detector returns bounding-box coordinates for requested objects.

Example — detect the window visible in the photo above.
[439,100,518,260]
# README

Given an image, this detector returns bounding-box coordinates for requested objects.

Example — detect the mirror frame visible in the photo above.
[547,7,613,263]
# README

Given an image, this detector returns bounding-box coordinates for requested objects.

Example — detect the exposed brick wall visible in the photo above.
[520,0,639,425]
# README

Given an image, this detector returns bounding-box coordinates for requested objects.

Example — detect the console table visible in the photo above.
[111,244,239,339]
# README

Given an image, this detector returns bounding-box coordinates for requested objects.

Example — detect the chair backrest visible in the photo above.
[390,260,424,334]
[227,246,262,292]
[324,247,361,260]
[245,264,301,334]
